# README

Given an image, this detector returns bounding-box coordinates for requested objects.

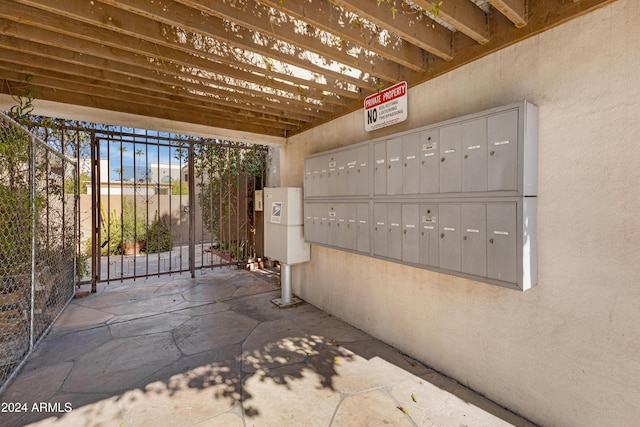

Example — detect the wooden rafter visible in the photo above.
[258,0,428,72]
[0,0,618,138]
[411,0,490,44]
[0,36,338,117]
[175,0,415,82]
[0,20,350,110]
[489,0,528,28]
[330,0,454,61]
[9,0,366,97]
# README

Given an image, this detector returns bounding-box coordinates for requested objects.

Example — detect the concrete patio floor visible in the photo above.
[0,268,536,427]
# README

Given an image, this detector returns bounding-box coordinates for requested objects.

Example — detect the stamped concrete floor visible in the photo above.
[0,268,535,427]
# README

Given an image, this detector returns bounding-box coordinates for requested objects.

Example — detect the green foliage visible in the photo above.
[430,1,443,17]
[8,77,35,120]
[145,213,173,254]
[102,199,147,255]
[376,0,398,19]
[119,199,147,244]
[64,172,89,195]
[0,186,32,276]
[0,113,33,277]
[172,180,189,195]
[194,142,267,259]
[76,250,89,280]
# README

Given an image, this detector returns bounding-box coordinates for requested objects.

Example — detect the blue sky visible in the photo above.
[97,128,189,180]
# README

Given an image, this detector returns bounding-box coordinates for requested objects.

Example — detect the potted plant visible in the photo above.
[114,198,147,255]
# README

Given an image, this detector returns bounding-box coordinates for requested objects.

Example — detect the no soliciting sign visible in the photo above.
[364,81,407,132]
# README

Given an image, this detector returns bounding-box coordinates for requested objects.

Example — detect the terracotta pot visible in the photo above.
[122,241,145,255]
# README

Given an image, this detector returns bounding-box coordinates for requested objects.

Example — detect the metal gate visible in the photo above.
[0,111,77,392]
[85,127,268,290]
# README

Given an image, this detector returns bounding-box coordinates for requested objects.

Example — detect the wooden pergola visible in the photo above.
[0,0,615,137]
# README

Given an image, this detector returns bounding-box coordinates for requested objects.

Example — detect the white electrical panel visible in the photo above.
[303,101,538,291]
[264,187,310,265]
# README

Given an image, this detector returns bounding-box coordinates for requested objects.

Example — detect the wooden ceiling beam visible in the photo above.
[258,0,428,72]
[0,65,310,128]
[0,36,337,117]
[0,61,310,127]
[12,0,372,96]
[330,0,454,61]
[0,79,292,137]
[0,20,352,111]
[489,0,528,28]
[118,0,415,83]
[411,0,490,44]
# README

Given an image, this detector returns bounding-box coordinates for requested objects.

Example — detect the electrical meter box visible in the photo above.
[264,187,310,265]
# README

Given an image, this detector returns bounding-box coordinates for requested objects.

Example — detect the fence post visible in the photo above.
[188,143,195,278]
[29,135,36,351]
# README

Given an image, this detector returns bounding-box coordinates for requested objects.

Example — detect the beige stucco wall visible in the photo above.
[283,1,640,426]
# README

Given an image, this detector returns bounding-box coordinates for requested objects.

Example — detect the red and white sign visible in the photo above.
[364,81,407,132]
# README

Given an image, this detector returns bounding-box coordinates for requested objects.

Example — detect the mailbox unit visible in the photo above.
[304,101,538,291]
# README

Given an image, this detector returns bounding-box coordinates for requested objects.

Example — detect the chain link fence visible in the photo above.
[0,111,77,392]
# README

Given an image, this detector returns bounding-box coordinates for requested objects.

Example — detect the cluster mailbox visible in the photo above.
[304,101,538,291]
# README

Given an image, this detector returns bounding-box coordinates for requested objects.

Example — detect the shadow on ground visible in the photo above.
[0,268,535,427]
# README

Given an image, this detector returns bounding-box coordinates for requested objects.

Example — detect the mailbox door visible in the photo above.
[387,204,402,260]
[488,109,519,191]
[461,204,487,277]
[419,204,439,267]
[402,133,420,194]
[386,137,403,195]
[373,204,388,257]
[439,204,461,271]
[439,124,462,193]
[316,204,328,245]
[374,142,387,195]
[402,204,420,263]
[343,147,358,196]
[419,130,440,194]
[356,203,370,253]
[461,118,488,192]
[487,203,517,283]
[354,144,370,196]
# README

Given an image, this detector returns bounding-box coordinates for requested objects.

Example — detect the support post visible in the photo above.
[188,143,196,278]
[271,263,302,308]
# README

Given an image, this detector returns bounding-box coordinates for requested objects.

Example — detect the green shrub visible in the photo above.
[145,213,173,253]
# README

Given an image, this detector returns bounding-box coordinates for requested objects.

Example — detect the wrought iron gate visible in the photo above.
[86,127,267,290]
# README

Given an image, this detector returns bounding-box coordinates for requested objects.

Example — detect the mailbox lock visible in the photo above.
[490,151,496,156]
[422,160,425,165]
[441,157,446,162]
[463,236,468,241]
[404,162,408,167]
[427,210,431,214]
[464,154,468,159]
[489,238,495,244]
[388,164,392,169]
[421,232,425,236]
[440,233,445,238]
[403,230,407,235]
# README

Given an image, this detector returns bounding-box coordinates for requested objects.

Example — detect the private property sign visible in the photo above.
[364,81,407,132]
